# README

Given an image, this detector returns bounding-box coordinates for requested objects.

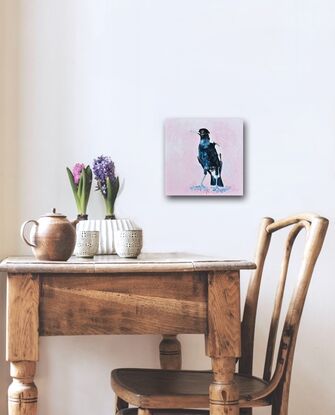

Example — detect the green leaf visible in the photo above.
[82,166,92,213]
[86,165,92,181]
[66,167,77,193]
[85,166,92,198]
[105,176,119,216]
[110,176,119,206]
[67,167,81,212]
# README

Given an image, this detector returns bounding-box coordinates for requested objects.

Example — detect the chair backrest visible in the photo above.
[239,214,328,410]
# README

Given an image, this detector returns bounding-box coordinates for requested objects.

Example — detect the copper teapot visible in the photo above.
[20,208,77,261]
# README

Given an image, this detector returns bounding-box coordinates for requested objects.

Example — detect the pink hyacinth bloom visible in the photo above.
[72,163,85,185]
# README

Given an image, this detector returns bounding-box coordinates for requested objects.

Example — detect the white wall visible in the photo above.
[0,0,20,405]
[1,0,335,414]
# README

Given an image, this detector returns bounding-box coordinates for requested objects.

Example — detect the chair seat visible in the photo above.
[111,369,271,409]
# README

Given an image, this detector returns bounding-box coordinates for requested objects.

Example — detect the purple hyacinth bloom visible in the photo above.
[93,155,116,196]
[72,163,85,185]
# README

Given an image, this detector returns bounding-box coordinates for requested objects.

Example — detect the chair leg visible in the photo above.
[115,396,128,414]
[271,376,289,415]
[271,397,288,415]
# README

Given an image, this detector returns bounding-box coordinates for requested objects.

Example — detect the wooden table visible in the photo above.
[0,253,255,415]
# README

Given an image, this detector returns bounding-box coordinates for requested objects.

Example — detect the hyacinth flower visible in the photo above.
[66,163,92,219]
[93,155,119,219]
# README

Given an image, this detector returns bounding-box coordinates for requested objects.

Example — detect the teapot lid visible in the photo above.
[42,208,66,218]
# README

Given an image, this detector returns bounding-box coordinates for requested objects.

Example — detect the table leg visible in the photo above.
[159,335,182,369]
[6,274,40,415]
[206,271,241,415]
[8,361,38,415]
[210,357,239,415]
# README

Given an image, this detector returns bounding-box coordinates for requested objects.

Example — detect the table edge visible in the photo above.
[0,259,256,274]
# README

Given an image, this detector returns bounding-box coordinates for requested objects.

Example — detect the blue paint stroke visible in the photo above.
[190,185,231,194]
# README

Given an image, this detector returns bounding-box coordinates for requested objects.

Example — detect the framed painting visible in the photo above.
[165,118,244,196]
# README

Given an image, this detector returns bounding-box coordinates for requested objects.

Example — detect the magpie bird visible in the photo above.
[197,128,224,187]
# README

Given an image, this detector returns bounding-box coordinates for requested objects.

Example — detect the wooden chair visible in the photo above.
[111,214,328,415]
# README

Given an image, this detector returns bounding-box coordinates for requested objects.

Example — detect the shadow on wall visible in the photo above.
[0,0,21,411]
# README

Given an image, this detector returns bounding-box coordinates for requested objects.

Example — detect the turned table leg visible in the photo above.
[159,335,182,369]
[210,357,239,415]
[8,362,38,415]
[7,274,40,415]
[206,271,241,415]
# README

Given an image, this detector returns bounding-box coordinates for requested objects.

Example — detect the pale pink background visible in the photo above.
[165,118,244,196]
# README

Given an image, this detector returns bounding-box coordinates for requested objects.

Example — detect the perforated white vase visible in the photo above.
[76,219,136,255]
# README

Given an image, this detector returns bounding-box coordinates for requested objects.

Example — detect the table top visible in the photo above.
[0,252,255,274]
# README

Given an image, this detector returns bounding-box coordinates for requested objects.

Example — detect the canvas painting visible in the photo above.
[165,118,244,196]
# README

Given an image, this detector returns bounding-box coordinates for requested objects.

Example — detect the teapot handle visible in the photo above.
[20,220,39,247]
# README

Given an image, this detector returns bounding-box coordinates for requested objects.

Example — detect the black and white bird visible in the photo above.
[197,128,224,188]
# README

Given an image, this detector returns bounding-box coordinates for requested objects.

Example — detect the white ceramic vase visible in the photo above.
[115,229,143,258]
[76,219,136,255]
